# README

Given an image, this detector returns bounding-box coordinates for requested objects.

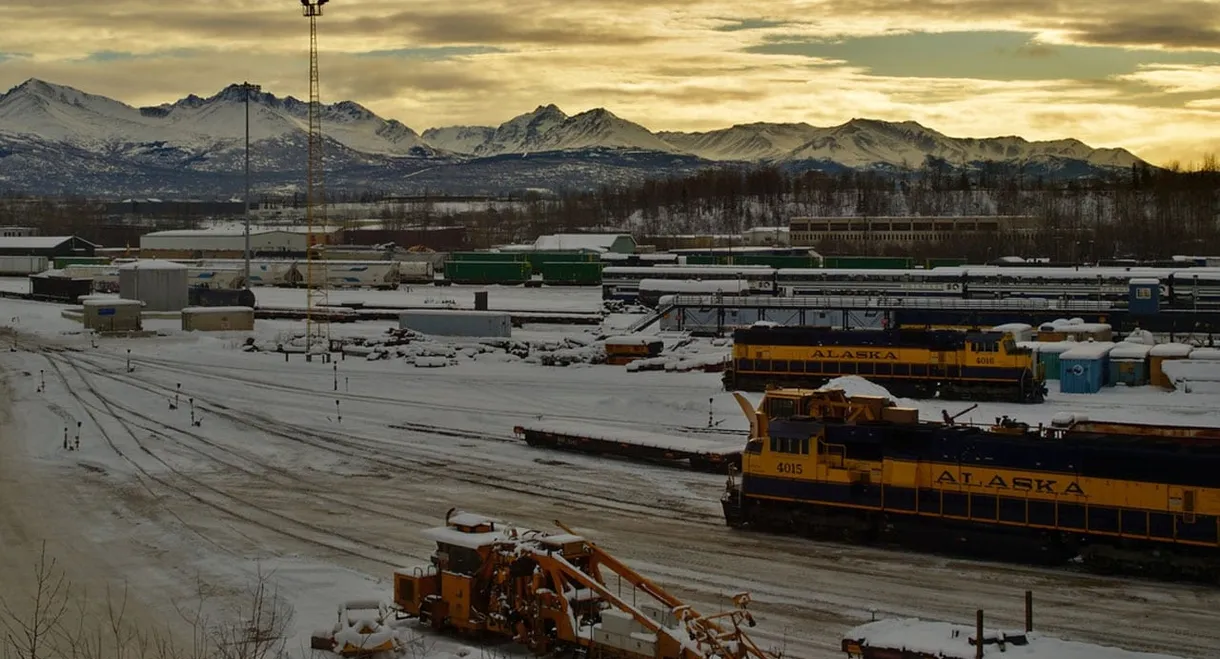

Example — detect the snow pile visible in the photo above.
[823,376,898,400]
[1123,329,1156,345]
[624,337,728,373]
[1162,359,1220,394]
[845,619,1185,659]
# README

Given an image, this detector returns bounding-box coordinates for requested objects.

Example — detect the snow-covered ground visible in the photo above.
[1,291,1218,659]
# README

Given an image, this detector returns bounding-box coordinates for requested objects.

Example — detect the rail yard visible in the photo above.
[1,280,1219,659]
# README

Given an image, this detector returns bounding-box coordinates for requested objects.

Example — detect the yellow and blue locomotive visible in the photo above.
[723,327,1046,403]
[721,387,1220,579]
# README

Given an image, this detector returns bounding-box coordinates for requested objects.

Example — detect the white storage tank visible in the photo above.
[399,310,512,338]
[118,260,189,311]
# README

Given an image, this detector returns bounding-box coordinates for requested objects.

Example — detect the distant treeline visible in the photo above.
[4,157,1219,261]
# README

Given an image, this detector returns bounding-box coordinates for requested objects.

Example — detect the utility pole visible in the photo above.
[241,82,262,291]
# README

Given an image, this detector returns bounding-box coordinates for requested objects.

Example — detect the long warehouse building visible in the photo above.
[140,227,343,258]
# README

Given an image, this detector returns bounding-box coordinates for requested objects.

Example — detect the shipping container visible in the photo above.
[1059,343,1114,394]
[443,260,532,285]
[399,310,512,337]
[181,306,255,332]
[541,261,603,286]
[0,255,49,275]
[82,299,143,332]
[53,256,111,269]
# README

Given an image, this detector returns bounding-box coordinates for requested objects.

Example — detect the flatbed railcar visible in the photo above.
[722,387,1220,581]
[724,326,1046,403]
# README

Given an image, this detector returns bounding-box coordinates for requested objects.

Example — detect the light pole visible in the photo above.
[241,82,262,291]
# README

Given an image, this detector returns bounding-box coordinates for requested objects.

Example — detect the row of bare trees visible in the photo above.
[1,544,292,659]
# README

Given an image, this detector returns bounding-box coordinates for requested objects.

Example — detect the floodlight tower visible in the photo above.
[301,0,330,353]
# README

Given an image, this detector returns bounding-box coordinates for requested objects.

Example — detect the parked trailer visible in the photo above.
[0,255,48,276]
[28,273,93,302]
[61,265,120,293]
[512,421,742,472]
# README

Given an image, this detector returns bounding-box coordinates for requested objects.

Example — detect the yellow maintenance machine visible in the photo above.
[389,510,788,659]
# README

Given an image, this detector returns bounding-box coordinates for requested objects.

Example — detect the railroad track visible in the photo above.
[41,353,410,568]
[55,352,724,525]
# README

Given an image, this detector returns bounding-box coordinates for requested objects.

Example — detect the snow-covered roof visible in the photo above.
[532,233,629,252]
[400,309,509,318]
[1128,278,1161,285]
[1060,342,1116,360]
[117,259,188,271]
[1150,343,1194,357]
[845,619,1185,659]
[991,323,1033,333]
[639,279,750,294]
[421,525,505,550]
[1109,343,1154,359]
[1038,321,1111,334]
[0,236,89,249]
[83,298,142,307]
[1018,341,1078,354]
[448,512,496,527]
[1186,347,1220,360]
[182,306,254,314]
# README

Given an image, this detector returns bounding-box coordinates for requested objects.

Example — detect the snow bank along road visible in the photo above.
[2,332,1219,659]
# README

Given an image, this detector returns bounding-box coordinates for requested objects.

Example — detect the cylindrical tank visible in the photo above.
[118,260,189,311]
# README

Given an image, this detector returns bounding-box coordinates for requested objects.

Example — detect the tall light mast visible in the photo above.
[301,0,330,354]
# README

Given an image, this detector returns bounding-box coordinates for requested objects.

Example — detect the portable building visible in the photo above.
[399,310,511,338]
[1149,343,1194,388]
[1036,319,1113,342]
[118,260,189,311]
[1018,341,1075,381]
[82,299,143,332]
[1107,342,1153,387]
[1059,342,1115,394]
[181,307,254,332]
[990,323,1034,342]
[1128,278,1161,314]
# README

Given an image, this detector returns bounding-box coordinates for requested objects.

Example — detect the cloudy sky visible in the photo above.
[3,0,1220,164]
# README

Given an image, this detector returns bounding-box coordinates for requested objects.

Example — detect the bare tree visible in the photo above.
[207,567,293,659]
[1,543,71,659]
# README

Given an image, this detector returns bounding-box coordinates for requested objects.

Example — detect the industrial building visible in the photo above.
[0,227,37,237]
[742,227,790,247]
[788,216,1040,248]
[531,234,636,254]
[0,236,98,258]
[140,226,343,258]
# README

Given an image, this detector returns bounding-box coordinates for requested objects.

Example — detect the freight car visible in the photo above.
[721,388,1220,580]
[724,326,1046,403]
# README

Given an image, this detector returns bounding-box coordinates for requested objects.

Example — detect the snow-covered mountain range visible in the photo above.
[0,79,1146,196]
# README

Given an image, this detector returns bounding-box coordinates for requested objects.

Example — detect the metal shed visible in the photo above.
[1107,342,1154,386]
[181,306,255,332]
[1149,343,1194,388]
[82,299,143,332]
[1019,341,1075,381]
[118,260,189,311]
[399,310,511,338]
[1059,342,1115,394]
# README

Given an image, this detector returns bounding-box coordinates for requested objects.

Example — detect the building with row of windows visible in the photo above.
[789,216,1040,247]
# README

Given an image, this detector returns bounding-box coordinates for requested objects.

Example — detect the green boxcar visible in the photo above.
[682,255,719,265]
[824,256,914,269]
[925,257,968,268]
[448,252,529,263]
[53,256,111,268]
[444,260,532,284]
[541,261,603,286]
[730,255,820,269]
[524,251,598,272]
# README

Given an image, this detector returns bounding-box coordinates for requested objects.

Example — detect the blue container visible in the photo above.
[1059,345,1113,394]
[1128,278,1160,315]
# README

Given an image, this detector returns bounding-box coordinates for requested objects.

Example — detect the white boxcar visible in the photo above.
[200,260,301,287]
[187,268,246,290]
[304,261,399,290]
[396,260,434,283]
[0,255,49,275]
